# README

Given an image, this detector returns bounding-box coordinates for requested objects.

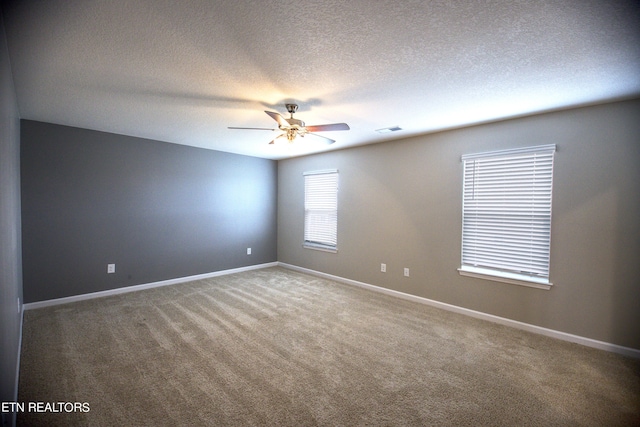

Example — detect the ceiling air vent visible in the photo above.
[375,126,403,134]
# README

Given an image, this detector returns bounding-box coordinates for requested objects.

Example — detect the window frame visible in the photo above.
[458,145,556,290]
[303,169,339,253]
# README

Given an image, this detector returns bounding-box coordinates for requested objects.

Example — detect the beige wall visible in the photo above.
[278,99,640,350]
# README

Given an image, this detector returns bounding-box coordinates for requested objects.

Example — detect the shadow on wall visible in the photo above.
[549,102,640,350]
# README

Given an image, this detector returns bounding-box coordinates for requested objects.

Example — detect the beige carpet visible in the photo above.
[18,267,640,426]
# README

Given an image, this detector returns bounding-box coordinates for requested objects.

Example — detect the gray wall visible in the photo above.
[21,121,277,303]
[0,9,23,427]
[278,99,640,350]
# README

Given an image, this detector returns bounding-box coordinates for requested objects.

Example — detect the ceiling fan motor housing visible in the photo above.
[285,118,305,127]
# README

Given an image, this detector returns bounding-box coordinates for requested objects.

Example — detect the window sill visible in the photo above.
[303,243,338,253]
[458,266,552,290]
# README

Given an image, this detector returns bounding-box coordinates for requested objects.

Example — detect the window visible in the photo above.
[304,170,338,252]
[459,145,556,289]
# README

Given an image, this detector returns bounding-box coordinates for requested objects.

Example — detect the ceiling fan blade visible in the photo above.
[265,111,290,128]
[308,133,336,144]
[268,133,287,145]
[228,127,276,131]
[305,123,350,132]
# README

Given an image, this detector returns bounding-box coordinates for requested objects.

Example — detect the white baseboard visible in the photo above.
[9,305,24,427]
[23,262,278,311]
[21,261,640,359]
[278,262,640,359]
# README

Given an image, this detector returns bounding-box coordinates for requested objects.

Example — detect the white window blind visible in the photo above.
[304,170,338,251]
[460,145,556,286]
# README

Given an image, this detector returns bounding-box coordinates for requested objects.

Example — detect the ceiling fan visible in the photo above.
[228,103,350,145]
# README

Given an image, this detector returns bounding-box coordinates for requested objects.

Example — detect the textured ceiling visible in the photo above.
[3,0,640,159]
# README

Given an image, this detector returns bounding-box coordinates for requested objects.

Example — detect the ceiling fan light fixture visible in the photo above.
[286,128,297,141]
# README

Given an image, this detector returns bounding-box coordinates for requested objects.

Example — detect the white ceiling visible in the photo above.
[3,0,639,160]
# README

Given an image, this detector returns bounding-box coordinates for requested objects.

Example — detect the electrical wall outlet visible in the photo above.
[381,263,386,273]
[107,264,116,274]
[247,248,252,255]
[404,268,410,277]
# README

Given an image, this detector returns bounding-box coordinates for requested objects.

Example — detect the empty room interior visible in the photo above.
[1,1,640,426]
